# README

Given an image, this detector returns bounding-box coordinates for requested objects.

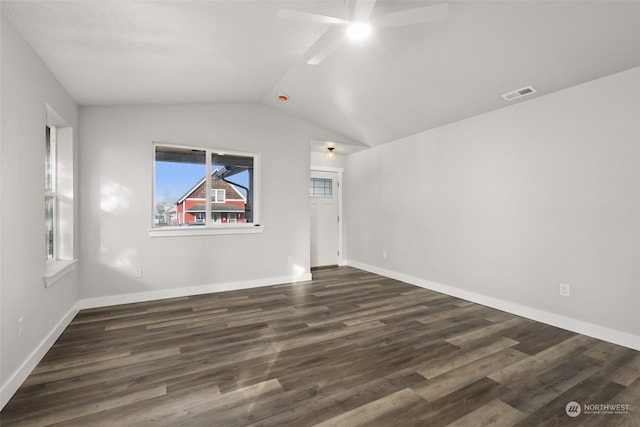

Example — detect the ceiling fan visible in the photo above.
[277,0,449,65]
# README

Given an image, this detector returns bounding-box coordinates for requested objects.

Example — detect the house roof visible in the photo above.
[3,1,639,147]
[176,171,246,204]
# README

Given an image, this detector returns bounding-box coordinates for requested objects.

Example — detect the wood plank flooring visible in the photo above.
[2,266,638,426]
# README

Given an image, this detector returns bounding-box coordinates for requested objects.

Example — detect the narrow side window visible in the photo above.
[45,125,56,260]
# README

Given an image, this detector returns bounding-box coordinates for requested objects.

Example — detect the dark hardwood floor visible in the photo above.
[1,266,638,426]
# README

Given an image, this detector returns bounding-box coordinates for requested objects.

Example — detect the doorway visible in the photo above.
[310,168,343,268]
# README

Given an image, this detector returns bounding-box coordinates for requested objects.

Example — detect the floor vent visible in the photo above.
[502,85,537,101]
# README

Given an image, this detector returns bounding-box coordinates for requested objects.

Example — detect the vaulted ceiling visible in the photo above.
[3,1,639,147]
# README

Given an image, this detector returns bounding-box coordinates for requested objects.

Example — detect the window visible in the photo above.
[152,144,261,235]
[212,189,226,203]
[310,177,333,197]
[44,104,76,287]
[45,125,56,260]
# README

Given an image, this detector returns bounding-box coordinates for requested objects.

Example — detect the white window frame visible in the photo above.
[149,142,263,237]
[44,104,77,287]
[310,177,333,198]
[211,189,226,203]
[45,125,57,261]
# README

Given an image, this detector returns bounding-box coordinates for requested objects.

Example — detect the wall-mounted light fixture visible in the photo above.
[326,146,336,160]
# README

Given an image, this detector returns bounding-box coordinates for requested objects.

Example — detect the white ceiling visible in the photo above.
[2,1,639,147]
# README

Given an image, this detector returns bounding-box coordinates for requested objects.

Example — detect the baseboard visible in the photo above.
[78,273,313,310]
[0,303,80,409]
[311,264,339,271]
[346,260,640,351]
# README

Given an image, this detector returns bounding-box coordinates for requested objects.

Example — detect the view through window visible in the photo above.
[154,145,256,228]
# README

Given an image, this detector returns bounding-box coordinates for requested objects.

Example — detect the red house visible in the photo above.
[176,172,246,224]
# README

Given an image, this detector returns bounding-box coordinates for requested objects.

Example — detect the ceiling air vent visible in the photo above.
[501,85,537,101]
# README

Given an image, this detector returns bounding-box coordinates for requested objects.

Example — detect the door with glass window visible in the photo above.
[310,171,339,267]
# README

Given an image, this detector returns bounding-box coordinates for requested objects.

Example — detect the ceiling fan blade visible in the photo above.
[374,2,449,28]
[354,0,376,22]
[277,9,348,25]
[306,28,343,65]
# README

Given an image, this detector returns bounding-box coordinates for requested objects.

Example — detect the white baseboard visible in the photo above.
[0,303,80,409]
[347,260,640,351]
[78,273,313,309]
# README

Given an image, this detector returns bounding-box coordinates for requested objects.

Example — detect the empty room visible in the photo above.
[1,1,639,426]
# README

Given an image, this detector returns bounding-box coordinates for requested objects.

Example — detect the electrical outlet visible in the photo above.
[382,250,387,259]
[17,317,24,339]
[134,268,142,278]
[559,283,571,298]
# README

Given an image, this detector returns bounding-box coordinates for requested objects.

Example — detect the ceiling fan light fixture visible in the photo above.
[346,22,372,41]
[278,1,449,64]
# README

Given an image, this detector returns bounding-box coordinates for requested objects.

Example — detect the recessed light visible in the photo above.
[278,93,289,101]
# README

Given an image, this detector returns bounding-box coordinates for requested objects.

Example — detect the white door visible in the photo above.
[310,170,339,267]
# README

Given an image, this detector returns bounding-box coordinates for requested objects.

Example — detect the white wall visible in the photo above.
[79,104,343,303]
[346,67,640,348]
[310,150,347,170]
[1,15,80,406]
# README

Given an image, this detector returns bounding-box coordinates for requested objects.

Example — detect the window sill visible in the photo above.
[148,224,264,237]
[44,259,78,288]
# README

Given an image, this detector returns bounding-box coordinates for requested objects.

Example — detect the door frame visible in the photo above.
[310,166,344,266]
